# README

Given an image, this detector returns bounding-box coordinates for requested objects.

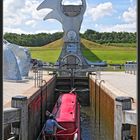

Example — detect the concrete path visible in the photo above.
[3,71,137,108]
[3,71,53,108]
[99,72,137,100]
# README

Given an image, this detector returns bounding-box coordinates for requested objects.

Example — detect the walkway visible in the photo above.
[99,72,137,100]
[3,71,53,108]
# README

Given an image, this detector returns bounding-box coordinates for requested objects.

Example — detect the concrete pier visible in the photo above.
[99,72,137,101]
[90,71,137,140]
[3,70,56,140]
[3,71,53,108]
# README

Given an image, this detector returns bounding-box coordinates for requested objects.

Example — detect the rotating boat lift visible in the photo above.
[37,0,97,76]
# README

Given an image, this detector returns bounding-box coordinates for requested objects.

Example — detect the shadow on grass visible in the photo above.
[81,43,102,62]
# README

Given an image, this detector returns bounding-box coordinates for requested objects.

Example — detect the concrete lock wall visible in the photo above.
[27,76,56,140]
[4,74,136,140]
[3,75,57,140]
[89,77,114,140]
[89,75,137,140]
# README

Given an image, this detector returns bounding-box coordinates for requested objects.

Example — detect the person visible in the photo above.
[43,114,66,140]
[45,110,51,120]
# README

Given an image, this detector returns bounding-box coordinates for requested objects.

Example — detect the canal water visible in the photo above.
[80,106,108,140]
[80,106,95,140]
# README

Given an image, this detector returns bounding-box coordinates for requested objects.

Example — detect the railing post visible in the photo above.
[126,65,128,73]
[11,96,28,140]
[134,64,136,75]
[115,96,133,140]
[114,101,122,140]
[130,65,132,74]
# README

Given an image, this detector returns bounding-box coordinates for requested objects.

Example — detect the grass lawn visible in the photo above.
[29,39,63,63]
[30,49,61,63]
[81,39,136,64]
[28,38,136,64]
[82,49,136,64]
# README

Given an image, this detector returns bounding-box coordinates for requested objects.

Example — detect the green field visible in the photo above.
[29,39,63,63]
[29,38,136,64]
[82,50,136,64]
[81,39,136,64]
[30,49,61,63]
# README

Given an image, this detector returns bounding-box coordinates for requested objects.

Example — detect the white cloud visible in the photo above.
[25,20,37,28]
[25,0,51,20]
[122,7,136,23]
[4,0,25,13]
[87,2,113,21]
[96,22,136,32]
[3,27,32,34]
[25,20,35,25]
[3,0,136,34]
[3,0,26,26]
[3,0,63,34]
[3,0,51,32]
[3,15,23,26]
[3,26,63,34]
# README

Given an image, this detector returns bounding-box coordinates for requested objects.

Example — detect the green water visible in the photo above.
[80,106,95,140]
[80,106,112,140]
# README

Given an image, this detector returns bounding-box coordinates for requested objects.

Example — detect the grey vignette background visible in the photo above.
[1,0,139,140]
[137,0,140,139]
[1,0,3,139]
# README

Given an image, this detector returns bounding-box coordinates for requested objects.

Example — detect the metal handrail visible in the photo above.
[33,66,43,87]
[98,80,105,139]
[124,64,137,75]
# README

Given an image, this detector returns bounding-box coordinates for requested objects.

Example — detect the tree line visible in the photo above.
[4,29,136,46]
[80,29,136,44]
[4,32,63,47]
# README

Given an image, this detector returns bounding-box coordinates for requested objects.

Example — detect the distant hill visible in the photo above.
[39,38,136,49]
[42,38,63,49]
[40,38,104,49]
[81,38,103,48]
[81,38,136,49]
[29,38,136,64]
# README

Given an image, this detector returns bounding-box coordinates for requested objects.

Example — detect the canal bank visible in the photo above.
[89,72,137,140]
[3,71,137,140]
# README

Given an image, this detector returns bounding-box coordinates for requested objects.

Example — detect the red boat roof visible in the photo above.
[53,93,77,122]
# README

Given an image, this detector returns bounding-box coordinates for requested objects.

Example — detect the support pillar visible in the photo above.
[11,96,28,140]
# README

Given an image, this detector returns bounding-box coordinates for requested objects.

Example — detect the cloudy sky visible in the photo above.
[3,0,137,34]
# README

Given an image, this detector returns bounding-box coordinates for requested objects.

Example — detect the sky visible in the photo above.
[3,0,137,34]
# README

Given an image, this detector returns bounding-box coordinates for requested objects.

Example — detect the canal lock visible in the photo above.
[54,75,96,140]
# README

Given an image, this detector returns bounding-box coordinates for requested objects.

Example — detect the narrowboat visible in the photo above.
[42,92,80,140]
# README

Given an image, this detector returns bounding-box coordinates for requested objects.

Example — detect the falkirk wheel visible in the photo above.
[3,40,32,81]
[37,0,90,72]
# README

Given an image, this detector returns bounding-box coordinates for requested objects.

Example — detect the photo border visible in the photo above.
[0,0,3,139]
